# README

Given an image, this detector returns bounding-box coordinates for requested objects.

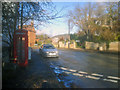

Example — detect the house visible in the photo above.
[19,21,36,47]
[51,34,70,44]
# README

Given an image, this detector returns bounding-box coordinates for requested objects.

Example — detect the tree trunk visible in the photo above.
[17,3,19,29]
[21,2,23,29]
[19,2,23,61]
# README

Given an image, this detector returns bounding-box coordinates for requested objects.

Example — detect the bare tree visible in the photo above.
[68,3,97,41]
[2,1,63,58]
[68,2,119,42]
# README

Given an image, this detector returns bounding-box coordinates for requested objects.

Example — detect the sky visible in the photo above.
[35,0,119,37]
[35,2,84,37]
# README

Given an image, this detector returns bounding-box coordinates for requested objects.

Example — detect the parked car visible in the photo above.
[39,44,59,57]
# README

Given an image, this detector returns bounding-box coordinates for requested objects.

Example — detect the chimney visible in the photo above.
[31,21,34,27]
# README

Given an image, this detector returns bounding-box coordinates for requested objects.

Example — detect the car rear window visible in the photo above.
[43,45,55,49]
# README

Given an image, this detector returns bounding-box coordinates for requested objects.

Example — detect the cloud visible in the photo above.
[36,23,69,37]
[36,30,45,35]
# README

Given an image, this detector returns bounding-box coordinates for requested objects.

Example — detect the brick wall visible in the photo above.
[22,22,36,47]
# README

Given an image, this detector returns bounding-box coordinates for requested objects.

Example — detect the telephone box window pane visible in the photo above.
[22,37,25,41]
[22,37,25,62]
[17,37,25,63]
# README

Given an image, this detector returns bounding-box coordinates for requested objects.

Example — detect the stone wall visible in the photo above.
[85,41,119,52]
[70,42,76,48]
[56,41,76,49]
[59,41,65,48]
[65,42,69,48]
[109,42,120,52]
[54,40,119,52]
[53,44,58,48]
[85,41,99,50]
[99,43,107,51]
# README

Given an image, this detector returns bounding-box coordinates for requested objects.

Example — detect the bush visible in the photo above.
[37,41,42,46]
[116,35,120,41]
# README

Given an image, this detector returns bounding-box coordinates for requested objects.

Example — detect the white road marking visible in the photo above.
[86,75,100,80]
[69,69,77,72]
[107,76,120,80]
[103,79,118,83]
[91,73,103,77]
[60,67,68,70]
[78,71,88,74]
[54,66,118,83]
[64,71,71,74]
[72,73,84,77]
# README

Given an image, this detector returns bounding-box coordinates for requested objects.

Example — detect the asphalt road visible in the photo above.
[35,48,119,88]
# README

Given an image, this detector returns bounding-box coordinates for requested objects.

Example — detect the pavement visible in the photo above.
[57,47,119,55]
[2,48,64,88]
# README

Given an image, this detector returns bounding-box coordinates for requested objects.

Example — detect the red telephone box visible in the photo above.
[13,29,28,67]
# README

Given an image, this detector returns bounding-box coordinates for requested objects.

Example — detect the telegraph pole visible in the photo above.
[68,19,70,48]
